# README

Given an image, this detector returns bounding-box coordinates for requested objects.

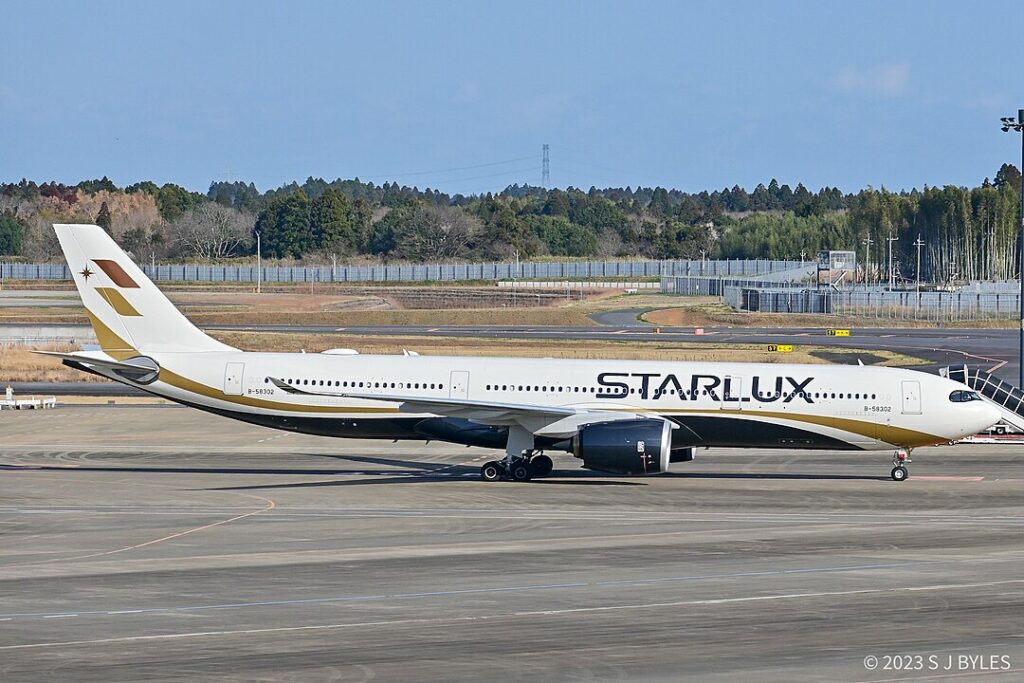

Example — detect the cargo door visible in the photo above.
[224,362,245,396]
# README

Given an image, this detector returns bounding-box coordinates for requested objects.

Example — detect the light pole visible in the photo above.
[861,237,873,289]
[913,235,924,293]
[886,232,899,290]
[254,230,261,294]
[1001,110,1024,388]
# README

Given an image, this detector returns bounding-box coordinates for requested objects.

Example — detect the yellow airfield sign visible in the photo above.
[826,329,850,337]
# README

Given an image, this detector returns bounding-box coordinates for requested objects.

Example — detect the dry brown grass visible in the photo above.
[0,343,110,383]
[0,307,597,327]
[208,331,922,366]
[1,331,923,385]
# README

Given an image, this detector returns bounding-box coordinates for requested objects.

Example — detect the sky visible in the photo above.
[2,0,1022,196]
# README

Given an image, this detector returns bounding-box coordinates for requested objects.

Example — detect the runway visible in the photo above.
[1,406,1022,681]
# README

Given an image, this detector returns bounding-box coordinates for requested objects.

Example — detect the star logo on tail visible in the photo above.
[79,265,94,281]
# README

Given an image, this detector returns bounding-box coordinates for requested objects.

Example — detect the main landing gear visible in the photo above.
[480,451,554,482]
[890,448,912,482]
[480,425,552,482]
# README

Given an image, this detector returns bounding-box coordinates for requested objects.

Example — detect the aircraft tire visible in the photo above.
[480,461,503,482]
[890,465,908,482]
[510,463,532,482]
[531,455,553,477]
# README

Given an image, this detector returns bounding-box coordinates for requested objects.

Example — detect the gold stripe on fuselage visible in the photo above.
[81,304,946,444]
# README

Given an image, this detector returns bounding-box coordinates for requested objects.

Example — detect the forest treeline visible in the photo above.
[0,164,1020,281]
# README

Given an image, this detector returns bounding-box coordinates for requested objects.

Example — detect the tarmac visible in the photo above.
[1,405,1022,681]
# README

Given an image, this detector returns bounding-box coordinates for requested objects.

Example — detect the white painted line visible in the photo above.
[3,578,1020,650]
[42,614,78,619]
[913,476,985,482]
[107,610,144,615]
[988,360,1008,373]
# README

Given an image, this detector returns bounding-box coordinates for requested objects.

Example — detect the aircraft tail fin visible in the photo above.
[53,224,234,356]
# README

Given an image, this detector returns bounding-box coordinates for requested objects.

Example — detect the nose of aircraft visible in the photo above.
[973,403,1003,434]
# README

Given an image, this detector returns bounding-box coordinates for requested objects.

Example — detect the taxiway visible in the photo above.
[1,406,1022,681]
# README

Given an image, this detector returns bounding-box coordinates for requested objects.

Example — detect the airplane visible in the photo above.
[40,224,1000,483]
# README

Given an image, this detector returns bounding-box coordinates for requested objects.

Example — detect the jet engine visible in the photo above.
[572,418,673,475]
[670,446,696,463]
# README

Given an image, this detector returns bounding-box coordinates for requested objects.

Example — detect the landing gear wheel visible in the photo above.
[891,465,908,482]
[530,454,553,477]
[510,463,533,481]
[480,461,503,482]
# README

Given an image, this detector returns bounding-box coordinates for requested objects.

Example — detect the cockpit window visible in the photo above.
[949,390,981,403]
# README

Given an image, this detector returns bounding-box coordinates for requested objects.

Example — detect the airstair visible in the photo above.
[940,365,1024,433]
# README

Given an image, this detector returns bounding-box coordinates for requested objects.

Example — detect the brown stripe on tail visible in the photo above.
[92,259,140,288]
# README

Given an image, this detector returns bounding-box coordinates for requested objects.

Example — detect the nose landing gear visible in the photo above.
[890,448,911,482]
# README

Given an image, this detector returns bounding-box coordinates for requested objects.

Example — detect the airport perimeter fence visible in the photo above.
[0,258,804,284]
[661,275,808,297]
[731,287,1022,321]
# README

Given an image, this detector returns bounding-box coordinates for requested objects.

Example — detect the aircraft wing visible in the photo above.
[269,377,659,437]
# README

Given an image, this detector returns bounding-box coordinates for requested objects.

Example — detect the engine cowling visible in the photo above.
[572,418,672,475]
[670,446,696,463]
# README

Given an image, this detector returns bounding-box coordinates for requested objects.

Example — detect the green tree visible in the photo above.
[156,184,205,222]
[77,176,118,195]
[310,188,358,255]
[994,163,1022,193]
[125,180,159,195]
[0,212,26,255]
[95,201,113,233]
[254,191,313,258]
[525,216,598,257]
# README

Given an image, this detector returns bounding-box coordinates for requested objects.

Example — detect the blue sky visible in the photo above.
[2,1,1021,196]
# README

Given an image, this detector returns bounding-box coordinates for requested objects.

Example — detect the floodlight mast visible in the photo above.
[1000,110,1024,388]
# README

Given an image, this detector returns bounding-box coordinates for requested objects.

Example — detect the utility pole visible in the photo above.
[861,237,873,289]
[887,232,899,290]
[255,230,262,294]
[1000,109,1024,387]
[912,235,925,293]
[512,248,520,308]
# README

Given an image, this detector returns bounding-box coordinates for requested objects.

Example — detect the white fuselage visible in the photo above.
[130,350,997,451]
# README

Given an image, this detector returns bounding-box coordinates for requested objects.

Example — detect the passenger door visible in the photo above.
[901,380,921,415]
[224,362,245,396]
[720,375,743,411]
[449,370,469,399]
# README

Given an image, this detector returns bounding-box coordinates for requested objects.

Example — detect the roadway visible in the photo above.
[1,406,1022,681]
